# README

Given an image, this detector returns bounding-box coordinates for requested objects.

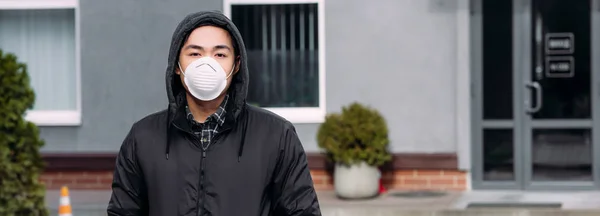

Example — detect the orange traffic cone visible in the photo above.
[58,186,73,216]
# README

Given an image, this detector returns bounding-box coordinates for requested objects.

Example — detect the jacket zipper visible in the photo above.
[198,134,223,216]
[200,148,205,216]
[173,123,229,216]
[172,124,207,216]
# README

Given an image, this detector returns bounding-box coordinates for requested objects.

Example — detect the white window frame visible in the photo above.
[0,0,82,126]
[224,0,326,124]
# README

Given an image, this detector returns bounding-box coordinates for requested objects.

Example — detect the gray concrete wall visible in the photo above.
[40,0,462,156]
[39,0,222,152]
[298,0,460,153]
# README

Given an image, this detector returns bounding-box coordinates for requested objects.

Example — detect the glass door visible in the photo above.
[523,0,597,189]
[472,0,600,190]
[471,0,523,190]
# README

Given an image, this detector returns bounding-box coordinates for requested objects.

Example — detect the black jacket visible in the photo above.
[107,11,321,216]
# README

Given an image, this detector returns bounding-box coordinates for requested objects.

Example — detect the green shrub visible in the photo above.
[317,102,392,167]
[0,49,48,216]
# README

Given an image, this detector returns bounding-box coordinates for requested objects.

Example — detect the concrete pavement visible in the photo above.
[45,189,600,216]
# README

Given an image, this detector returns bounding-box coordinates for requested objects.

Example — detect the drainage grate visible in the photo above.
[466,202,562,209]
[389,191,447,198]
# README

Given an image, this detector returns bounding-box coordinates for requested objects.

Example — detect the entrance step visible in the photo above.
[321,209,600,216]
[319,190,600,215]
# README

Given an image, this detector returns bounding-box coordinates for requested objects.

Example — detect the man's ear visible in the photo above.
[234,56,241,74]
[175,60,181,75]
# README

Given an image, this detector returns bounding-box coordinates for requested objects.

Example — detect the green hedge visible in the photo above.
[0,49,48,216]
[317,102,392,167]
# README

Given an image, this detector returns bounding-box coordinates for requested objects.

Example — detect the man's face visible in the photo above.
[176,26,239,98]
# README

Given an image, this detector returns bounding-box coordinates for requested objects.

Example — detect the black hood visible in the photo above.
[163,11,249,160]
[165,10,249,124]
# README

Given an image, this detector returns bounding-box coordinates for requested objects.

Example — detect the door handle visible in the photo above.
[526,82,543,114]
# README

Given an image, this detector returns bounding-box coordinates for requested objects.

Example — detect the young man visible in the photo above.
[107,11,321,216]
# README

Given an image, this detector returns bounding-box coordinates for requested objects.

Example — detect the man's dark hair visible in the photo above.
[182,23,240,57]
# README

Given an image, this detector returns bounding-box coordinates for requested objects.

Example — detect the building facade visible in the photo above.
[1,0,596,191]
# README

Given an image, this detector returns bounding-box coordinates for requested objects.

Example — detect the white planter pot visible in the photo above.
[333,161,380,199]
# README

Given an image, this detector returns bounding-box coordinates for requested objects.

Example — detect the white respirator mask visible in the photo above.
[178,57,234,101]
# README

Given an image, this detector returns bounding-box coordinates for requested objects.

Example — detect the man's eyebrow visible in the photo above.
[184,44,203,50]
[214,45,232,51]
[183,44,232,52]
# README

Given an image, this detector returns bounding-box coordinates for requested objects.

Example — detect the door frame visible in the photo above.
[470,0,600,190]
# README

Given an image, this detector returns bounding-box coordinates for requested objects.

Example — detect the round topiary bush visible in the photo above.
[0,49,49,216]
[317,102,392,167]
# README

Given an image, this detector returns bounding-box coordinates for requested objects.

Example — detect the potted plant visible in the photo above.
[317,102,392,199]
[0,49,48,215]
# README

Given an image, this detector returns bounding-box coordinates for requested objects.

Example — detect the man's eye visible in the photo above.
[190,53,201,56]
[215,53,226,58]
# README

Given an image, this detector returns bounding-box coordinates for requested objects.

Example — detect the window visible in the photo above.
[224,0,326,123]
[0,0,81,126]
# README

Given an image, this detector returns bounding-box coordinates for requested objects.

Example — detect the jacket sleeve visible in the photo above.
[271,125,322,216]
[107,125,148,216]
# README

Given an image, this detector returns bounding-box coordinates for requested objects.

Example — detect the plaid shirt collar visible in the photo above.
[185,94,229,135]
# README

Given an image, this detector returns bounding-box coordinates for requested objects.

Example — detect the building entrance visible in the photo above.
[472,0,600,190]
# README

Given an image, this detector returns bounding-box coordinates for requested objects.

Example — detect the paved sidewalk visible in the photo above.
[45,189,600,216]
[318,191,460,209]
[45,190,459,210]
[46,190,110,216]
[46,190,459,215]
